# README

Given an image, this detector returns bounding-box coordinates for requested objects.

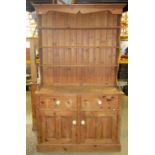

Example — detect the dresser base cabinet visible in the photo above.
[35,89,122,152]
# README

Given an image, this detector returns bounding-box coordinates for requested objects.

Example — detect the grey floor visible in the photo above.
[26,92,128,155]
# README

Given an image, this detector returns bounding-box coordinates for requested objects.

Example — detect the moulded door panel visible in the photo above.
[80,111,118,144]
[39,110,77,144]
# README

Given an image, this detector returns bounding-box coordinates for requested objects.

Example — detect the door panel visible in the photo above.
[40,110,77,144]
[46,117,56,139]
[80,111,118,144]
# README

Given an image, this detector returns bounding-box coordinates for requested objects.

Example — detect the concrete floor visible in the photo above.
[26,92,128,155]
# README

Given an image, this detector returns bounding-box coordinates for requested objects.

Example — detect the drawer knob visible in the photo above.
[106,96,114,101]
[72,120,76,125]
[65,99,73,108]
[81,120,86,125]
[41,101,44,104]
[97,100,102,105]
[67,99,72,104]
[55,100,60,105]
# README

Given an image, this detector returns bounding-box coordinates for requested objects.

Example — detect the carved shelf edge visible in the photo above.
[32,4,126,15]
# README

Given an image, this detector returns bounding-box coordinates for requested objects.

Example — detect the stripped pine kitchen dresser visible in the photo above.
[32,3,125,152]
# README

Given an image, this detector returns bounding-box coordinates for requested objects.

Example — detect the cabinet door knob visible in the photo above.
[55,100,60,105]
[97,100,102,105]
[81,120,86,125]
[72,120,76,125]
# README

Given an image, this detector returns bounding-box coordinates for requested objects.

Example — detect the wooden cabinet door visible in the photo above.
[39,110,77,144]
[80,111,118,144]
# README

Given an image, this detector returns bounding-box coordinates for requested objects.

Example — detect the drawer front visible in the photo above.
[81,95,119,111]
[39,96,77,110]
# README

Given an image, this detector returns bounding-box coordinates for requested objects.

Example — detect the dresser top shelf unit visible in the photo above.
[33,3,125,90]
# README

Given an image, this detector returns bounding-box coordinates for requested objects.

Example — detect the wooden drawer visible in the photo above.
[81,95,119,111]
[39,96,77,110]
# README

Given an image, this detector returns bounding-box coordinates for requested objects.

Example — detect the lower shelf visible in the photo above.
[37,143,121,152]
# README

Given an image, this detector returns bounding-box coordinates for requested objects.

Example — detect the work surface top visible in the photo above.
[35,86,123,95]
